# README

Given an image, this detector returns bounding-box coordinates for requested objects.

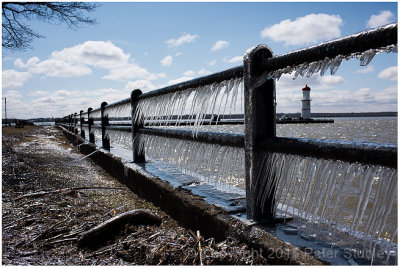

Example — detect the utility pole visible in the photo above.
[2,98,7,126]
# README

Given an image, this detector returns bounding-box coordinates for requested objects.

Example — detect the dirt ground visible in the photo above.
[2,125,268,265]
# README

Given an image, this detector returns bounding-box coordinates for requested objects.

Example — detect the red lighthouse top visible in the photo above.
[302,84,311,91]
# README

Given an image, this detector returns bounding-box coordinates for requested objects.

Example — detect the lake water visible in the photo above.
[187,117,397,145]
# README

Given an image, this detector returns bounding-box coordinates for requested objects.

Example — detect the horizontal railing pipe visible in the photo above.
[260,137,397,168]
[137,66,243,101]
[105,125,131,132]
[103,98,131,110]
[262,23,397,74]
[138,127,245,148]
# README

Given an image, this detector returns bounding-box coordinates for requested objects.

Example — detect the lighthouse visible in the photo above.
[301,85,311,119]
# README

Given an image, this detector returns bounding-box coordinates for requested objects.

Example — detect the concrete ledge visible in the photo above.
[60,126,323,265]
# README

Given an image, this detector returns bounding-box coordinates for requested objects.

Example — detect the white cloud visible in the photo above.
[165,33,199,47]
[208,60,216,66]
[184,70,196,77]
[211,40,229,51]
[3,89,23,99]
[175,52,182,57]
[378,66,397,80]
[125,80,157,93]
[167,76,193,85]
[168,68,213,85]
[29,90,49,97]
[158,72,167,78]
[261,13,343,46]
[367,10,394,29]
[15,57,92,77]
[356,65,375,74]
[13,41,159,81]
[224,56,243,64]
[2,69,31,88]
[198,68,212,76]
[277,73,345,91]
[51,40,130,69]
[102,63,156,81]
[161,55,173,67]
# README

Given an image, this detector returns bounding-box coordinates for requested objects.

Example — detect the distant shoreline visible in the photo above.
[2,112,397,123]
[277,112,397,118]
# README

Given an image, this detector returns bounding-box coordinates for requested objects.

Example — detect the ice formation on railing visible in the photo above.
[90,109,101,120]
[133,77,244,132]
[256,152,397,261]
[92,128,102,143]
[137,133,245,192]
[104,102,131,119]
[105,129,132,149]
[265,44,397,81]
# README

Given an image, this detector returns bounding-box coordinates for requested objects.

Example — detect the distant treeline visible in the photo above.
[29,118,59,122]
[277,112,397,118]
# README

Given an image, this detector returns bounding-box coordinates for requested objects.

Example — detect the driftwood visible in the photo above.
[78,209,162,249]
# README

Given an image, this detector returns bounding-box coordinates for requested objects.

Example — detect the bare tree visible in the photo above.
[2,2,99,51]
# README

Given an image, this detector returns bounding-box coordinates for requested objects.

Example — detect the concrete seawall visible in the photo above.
[60,126,324,265]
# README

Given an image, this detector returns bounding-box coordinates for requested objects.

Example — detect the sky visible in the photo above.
[2,1,398,119]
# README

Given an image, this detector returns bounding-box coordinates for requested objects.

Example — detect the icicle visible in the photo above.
[92,128,102,142]
[137,133,245,193]
[264,43,397,81]
[106,129,132,149]
[90,109,101,120]
[359,49,376,66]
[104,102,131,120]
[132,77,244,133]
[257,151,397,260]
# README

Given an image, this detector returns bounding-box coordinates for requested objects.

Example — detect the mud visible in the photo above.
[2,126,268,265]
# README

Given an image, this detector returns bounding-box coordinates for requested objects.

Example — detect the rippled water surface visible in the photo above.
[188,117,397,145]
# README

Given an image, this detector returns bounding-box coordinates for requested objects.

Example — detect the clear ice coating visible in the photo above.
[104,102,131,119]
[92,128,102,142]
[256,152,397,261]
[137,133,245,192]
[132,77,244,132]
[105,129,132,149]
[90,109,101,120]
[264,44,397,81]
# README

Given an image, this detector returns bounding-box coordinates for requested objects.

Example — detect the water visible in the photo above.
[179,117,397,145]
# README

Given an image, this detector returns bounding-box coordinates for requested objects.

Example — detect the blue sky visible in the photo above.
[2,1,398,119]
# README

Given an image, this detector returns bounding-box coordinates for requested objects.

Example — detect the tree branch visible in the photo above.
[2,2,99,50]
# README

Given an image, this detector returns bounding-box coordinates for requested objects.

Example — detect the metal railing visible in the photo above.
[56,23,397,222]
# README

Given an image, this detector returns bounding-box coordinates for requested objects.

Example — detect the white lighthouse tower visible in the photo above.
[301,85,311,119]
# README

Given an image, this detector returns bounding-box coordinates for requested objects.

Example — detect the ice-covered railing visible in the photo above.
[56,23,397,264]
[262,23,397,81]
[133,66,244,130]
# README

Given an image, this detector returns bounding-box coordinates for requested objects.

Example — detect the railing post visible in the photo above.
[74,112,78,134]
[244,44,277,221]
[69,114,73,131]
[101,102,110,150]
[131,89,145,163]
[79,110,85,139]
[88,107,95,144]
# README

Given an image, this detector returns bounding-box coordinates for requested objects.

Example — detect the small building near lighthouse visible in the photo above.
[301,84,311,119]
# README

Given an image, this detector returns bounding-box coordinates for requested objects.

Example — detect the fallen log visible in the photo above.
[78,209,162,249]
